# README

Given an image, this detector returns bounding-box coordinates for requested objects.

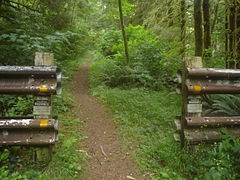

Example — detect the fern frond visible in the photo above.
[205,94,240,116]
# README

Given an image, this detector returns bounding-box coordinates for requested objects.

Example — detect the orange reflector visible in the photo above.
[40,120,49,127]
[193,85,202,93]
[39,85,48,92]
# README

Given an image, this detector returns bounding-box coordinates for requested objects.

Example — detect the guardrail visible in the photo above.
[175,57,240,146]
[0,66,61,94]
[0,53,61,150]
[0,117,58,145]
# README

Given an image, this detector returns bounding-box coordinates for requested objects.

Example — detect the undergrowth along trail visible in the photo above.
[90,58,240,180]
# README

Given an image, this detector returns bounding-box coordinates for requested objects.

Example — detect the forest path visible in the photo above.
[71,60,141,180]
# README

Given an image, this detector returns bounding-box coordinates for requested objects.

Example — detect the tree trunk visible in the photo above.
[211,2,219,34]
[194,0,203,56]
[202,0,211,56]
[118,0,130,66]
[167,0,174,27]
[225,0,230,68]
[229,0,236,68]
[235,1,240,68]
[180,0,186,57]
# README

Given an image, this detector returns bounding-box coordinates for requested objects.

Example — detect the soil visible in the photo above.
[71,61,143,180]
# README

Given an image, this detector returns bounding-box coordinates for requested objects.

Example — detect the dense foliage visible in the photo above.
[1,0,240,179]
[0,0,89,115]
[0,0,90,179]
[96,25,180,90]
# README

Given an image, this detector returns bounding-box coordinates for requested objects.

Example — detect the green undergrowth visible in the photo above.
[91,86,187,179]
[39,55,90,179]
[0,55,89,180]
[90,60,240,180]
[44,91,88,179]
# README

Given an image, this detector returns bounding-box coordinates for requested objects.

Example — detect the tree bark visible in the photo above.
[180,0,186,58]
[225,0,230,68]
[118,0,130,65]
[202,0,211,56]
[211,2,219,34]
[167,0,174,27]
[229,0,236,68]
[235,1,240,68]
[194,0,203,56]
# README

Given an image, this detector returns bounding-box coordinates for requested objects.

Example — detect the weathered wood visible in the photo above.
[34,52,54,162]
[181,57,203,146]
[34,147,52,162]
[35,52,54,66]
[186,116,240,127]
[184,56,203,68]
[178,56,240,145]
[174,119,181,132]
[184,128,240,143]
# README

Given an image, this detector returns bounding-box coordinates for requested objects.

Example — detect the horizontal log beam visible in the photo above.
[0,118,58,130]
[186,116,240,127]
[0,129,57,145]
[0,66,62,95]
[0,66,60,75]
[184,128,240,143]
[187,68,240,79]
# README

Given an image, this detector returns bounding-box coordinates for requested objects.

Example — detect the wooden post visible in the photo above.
[181,56,203,147]
[35,52,54,66]
[34,52,54,162]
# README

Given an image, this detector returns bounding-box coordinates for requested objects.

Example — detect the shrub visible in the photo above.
[98,29,122,57]
[0,95,33,116]
[0,9,87,66]
[95,25,181,90]
[203,94,240,116]
[91,58,156,88]
[199,132,240,180]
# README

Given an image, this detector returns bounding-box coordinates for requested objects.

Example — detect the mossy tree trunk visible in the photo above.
[229,0,236,68]
[225,0,240,68]
[235,1,240,68]
[180,0,186,58]
[118,0,130,66]
[225,0,229,68]
[194,0,203,56]
[203,0,211,57]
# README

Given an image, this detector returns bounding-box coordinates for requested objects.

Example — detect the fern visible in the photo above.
[204,94,240,116]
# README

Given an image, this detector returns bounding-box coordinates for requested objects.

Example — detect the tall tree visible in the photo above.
[224,0,240,68]
[229,0,235,68]
[194,0,203,56]
[235,1,240,68]
[118,0,130,65]
[202,0,211,56]
[180,0,186,58]
[211,1,219,34]
[225,0,230,67]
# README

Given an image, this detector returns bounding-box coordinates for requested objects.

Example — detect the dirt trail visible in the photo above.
[71,61,141,180]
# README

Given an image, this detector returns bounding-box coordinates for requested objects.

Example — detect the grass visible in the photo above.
[90,59,189,179]
[91,87,187,179]
[44,92,87,179]
[89,58,233,180]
